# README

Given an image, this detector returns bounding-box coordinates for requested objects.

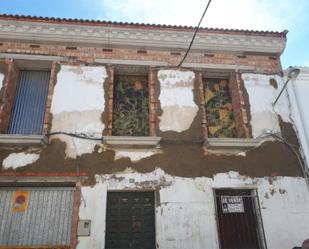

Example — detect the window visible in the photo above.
[112,75,149,136]
[0,187,74,247]
[204,78,237,138]
[105,191,156,249]
[8,70,50,135]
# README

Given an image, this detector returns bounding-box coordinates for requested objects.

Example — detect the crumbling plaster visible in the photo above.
[77,169,309,249]
[2,152,40,169]
[158,70,198,133]
[50,65,107,158]
[114,149,162,162]
[242,73,291,138]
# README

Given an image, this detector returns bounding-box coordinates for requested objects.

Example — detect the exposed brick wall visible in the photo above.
[0,41,281,73]
[148,69,157,136]
[106,65,114,136]
[0,41,282,138]
[0,172,88,176]
[229,72,251,138]
[195,71,209,139]
[70,184,81,249]
[0,59,19,133]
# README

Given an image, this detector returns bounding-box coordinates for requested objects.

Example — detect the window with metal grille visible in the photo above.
[8,71,50,135]
[204,78,237,138]
[105,192,156,249]
[0,188,74,247]
[112,75,149,136]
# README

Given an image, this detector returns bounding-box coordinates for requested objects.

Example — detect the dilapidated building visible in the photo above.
[0,14,308,249]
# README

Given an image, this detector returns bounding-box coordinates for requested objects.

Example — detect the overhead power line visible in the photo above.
[177,0,213,67]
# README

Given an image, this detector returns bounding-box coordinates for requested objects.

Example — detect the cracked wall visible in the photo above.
[77,169,309,249]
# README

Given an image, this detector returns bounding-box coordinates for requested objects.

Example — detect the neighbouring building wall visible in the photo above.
[286,67,309,169]
[77,169,309,249]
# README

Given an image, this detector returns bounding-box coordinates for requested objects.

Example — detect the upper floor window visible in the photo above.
[204,78,237,138]
[8,70,50,135]
[112,75,149,136]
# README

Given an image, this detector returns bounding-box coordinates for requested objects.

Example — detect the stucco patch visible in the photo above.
[114,149,161,162]
[50,65,107,158]
[3,153,40,169]
[158,70,198,132]
[51,65,107,114]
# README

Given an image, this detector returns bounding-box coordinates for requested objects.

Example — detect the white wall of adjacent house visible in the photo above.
[77,169,309,249]
[286,67,309,170]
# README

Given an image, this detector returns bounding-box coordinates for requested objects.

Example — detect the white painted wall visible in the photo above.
[286,67,309,169]
[158,70,198,132]
[77,169,309,249]
[242,73,291,138]
[50,65,107,158]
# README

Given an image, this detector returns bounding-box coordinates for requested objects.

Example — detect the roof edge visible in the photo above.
[0,13,288,37]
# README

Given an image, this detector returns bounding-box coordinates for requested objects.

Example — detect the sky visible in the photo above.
[0,0,308,68]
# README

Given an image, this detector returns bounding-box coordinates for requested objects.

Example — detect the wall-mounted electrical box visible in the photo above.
[77,220,91,236]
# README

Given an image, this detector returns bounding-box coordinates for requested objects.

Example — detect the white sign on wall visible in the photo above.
[221,196,244,213]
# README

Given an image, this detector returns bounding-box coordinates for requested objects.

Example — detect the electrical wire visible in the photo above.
[47,131,205,145]
[177,0,213,67]
[260,131,309,190]
[46,131,103,141]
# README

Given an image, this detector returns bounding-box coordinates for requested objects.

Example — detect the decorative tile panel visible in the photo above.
[204,78,237,138]
[113,75,149,136]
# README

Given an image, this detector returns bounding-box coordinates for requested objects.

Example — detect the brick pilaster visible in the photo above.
[43,61,59,134]
[148,69,157,136]
[106,65,114,136]
[70,184,81,249]
[0,59,19,134]
[229,72,250,138]
[195,71,208,139]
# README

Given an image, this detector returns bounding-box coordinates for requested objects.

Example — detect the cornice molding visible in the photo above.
[0,134,48,147]
[0,20,286,54]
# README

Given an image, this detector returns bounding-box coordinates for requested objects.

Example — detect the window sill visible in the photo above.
[0,134,49,147]
[204,137,265,155]
[103,136,161,149]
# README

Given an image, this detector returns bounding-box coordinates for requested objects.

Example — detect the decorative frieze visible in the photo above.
[0,20,286,54]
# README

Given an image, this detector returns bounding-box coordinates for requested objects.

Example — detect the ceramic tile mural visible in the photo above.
[204,78,237,137]
[113,75,149,136]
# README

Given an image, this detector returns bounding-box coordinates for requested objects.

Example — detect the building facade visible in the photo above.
[0,14,308,249]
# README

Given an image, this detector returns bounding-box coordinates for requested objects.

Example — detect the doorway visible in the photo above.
[105,191,156,249]
[215,189,266,249]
